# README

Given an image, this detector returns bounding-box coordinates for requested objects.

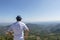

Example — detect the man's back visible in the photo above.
[9,21,29,40]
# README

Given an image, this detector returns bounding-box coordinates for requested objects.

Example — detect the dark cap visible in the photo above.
[16,15,22,21]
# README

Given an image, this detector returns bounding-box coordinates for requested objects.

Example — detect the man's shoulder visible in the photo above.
[11,21,26,26]
[19,22,25,25]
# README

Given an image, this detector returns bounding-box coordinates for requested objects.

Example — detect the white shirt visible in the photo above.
[8,21,29,40]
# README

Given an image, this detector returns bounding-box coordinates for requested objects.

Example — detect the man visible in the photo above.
[6,15,29,40]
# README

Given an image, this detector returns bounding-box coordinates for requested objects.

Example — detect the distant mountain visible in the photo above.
[0,23,11,27]
[50,24,60,33]
[26,22,60,34]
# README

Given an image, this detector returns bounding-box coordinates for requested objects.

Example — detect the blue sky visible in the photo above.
[0,0,60,23]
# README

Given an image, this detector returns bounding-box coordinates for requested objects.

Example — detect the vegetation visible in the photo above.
[0,33,60,40]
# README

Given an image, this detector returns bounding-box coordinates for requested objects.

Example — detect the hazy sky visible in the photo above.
[0,0,60,23]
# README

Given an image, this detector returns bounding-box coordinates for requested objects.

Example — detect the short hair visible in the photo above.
[16,15,22,21]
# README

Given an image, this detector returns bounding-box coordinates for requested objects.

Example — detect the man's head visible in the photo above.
[16,15,22,21]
